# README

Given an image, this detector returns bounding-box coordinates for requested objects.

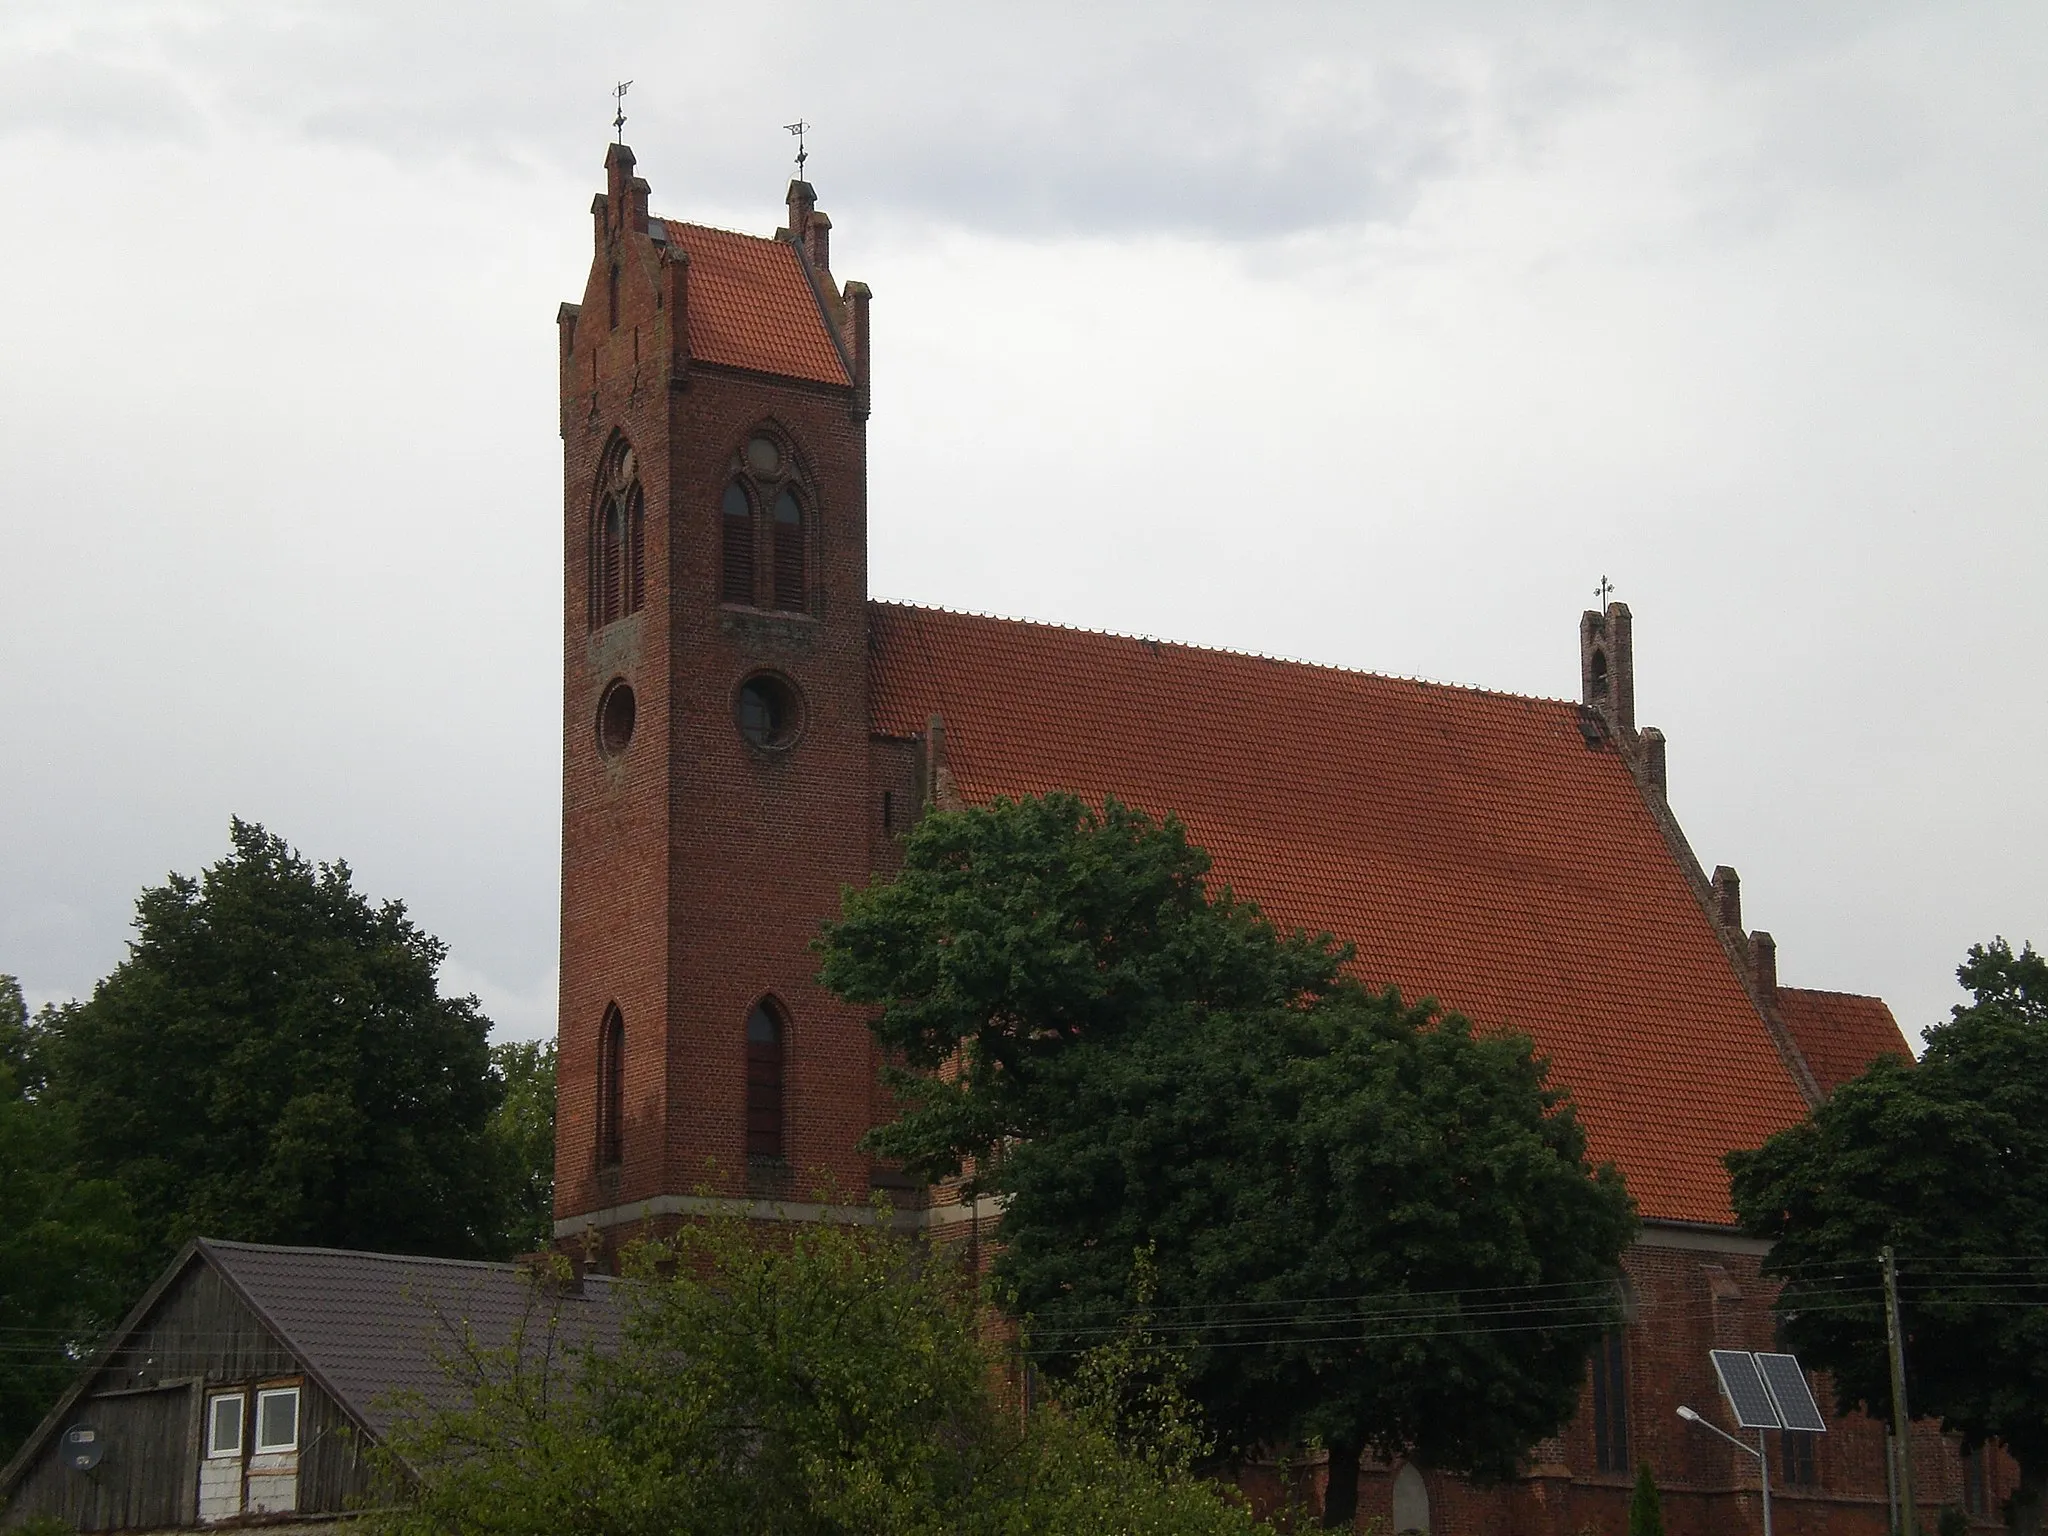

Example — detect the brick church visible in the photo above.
[550,143,1996,1532]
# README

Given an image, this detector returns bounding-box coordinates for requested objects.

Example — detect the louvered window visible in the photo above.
[599,500,623,625]
[771,488,804,611]
[599,1005,625,1168]
[590,437,643,630]
[627,488,645,612]
[745,1001,785,1160]
[721,482,755,604]
[720,429,812,615]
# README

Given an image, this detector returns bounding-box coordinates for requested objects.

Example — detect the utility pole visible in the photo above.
[1883,1246,1919,1536]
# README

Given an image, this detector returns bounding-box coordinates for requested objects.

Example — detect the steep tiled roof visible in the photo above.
[204,1241,623,1436]
[868,602,1818,1227]
[1775,987,1914,1094]
[660,220,850,387]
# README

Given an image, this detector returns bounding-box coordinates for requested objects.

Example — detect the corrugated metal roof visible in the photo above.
[202,1241,623,1437]
[867,600,1820,1227]
[1775,986,1914,1093]
[660,220,850,387]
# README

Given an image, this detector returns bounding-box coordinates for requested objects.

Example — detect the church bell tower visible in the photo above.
[553,142,882,1241]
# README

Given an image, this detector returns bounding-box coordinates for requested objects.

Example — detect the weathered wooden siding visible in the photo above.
[1,1260,379,1530]
[2,1383,197,1530]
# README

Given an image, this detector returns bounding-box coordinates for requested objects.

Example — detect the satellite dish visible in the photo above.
[62,1423,104,1472]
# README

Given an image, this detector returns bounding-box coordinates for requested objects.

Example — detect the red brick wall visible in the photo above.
[1241,1231,2013,1533]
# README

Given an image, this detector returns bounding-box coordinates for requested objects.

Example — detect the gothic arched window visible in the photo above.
[719,427,812,614]
[598,1004,625,1169]
[721,482,755,604]
[745,999,786,1161]
[590,437,644,630]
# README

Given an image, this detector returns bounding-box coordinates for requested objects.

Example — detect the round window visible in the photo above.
[735,674,801,750]
[746,435,782,475]
[597,679,637,757]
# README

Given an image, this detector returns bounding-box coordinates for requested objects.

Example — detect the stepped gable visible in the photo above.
[867,600,1815,1226]
[658,219,850,386]
[1775,987,1914,1093]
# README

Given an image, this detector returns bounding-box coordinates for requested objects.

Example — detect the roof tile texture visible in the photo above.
[662,220,849,387]
[868,602,1816,1226]
[204,1240,622,1436]
[1775,987,1914,1094]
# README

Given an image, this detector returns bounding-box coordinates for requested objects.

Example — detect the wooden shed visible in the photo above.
[0,1240,620,1532]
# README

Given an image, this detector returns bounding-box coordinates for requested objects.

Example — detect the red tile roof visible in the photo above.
[660,220,850,387]
[868,602,1819,1227]
[1775,987,1914,1094]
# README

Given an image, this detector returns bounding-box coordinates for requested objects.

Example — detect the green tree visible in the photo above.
[43,820,509,1268]
[0,976,137,1457]
[486,1038,557,1254]
[821,795,1637,1528]
[819,795,1350,1190]
[376,1210,1274,1536]
[1728,939,2048,1536]
[1628,1461,1664,1536]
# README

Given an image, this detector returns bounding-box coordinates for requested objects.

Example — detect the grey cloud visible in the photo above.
[3,0,1950,241]
[0,45,206,142]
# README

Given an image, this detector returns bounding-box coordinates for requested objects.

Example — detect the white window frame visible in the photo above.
[252,1387,300,1454]
[206,1392,245,1458]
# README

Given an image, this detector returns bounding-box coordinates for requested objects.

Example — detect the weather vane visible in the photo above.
[785,119,810,179]
[613,80,632,143]
[1594,575,1615,607]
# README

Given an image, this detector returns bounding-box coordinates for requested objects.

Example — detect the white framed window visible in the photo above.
[253,1387,299,1454]
[206,1393,244,1458]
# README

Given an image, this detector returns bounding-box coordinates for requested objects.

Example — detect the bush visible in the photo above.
[1629,1462,1664,1536]
[372,1208,1274,1536]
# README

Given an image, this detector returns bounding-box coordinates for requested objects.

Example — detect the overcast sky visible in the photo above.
[2,2,2042,1047]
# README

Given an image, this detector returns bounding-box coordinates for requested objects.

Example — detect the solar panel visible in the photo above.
[1711,1348,1783,1429]
[1757,1352,1828,1433]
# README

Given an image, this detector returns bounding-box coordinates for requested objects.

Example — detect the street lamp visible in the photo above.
[1676,1405,1774,1536]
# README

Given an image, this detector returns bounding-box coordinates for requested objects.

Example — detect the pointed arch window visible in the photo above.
[771,488,805,611]
[719,428,812,615]
[721,482,755,604]
[598,1005,625,1168]
[745,1000,786,1161]
[590,438,644,630]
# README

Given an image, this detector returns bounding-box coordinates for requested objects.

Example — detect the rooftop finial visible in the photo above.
[613,80,632,144]
[1594,574,1615,608]
[785,118,810,180]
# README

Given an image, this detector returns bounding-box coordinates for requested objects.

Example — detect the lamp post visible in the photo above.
[1678,1405,1772,1536]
